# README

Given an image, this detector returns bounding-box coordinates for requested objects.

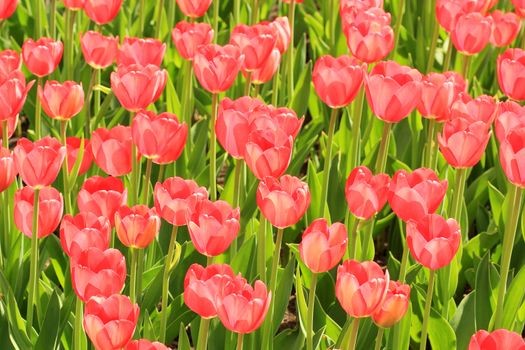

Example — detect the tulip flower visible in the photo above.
[497,48,525,101]
[71,247,127,301]
[230,23,277,72]
[435,0,487,32]
[513,0,525,17]
[80,31,119,69]
[176,0,212,18]
[154,177,208,226]
[0,49,21,77]
[0,146,16,193]
[0,115,16,143]
[186,198,240,256]
[268,106,304,140]
[38,80,85,121]
[451,12,493,55]
[83,0,124,24]
[60,212,110,260]
[117,37,166,67]
[63,0,85,10]
[110,64,167,112]
[345,166,390,220]
[270,17,291,54]
[499,127,525,187]
[66,137,93,175]
[0,0,17,19]
[247,49,281,85]
[125,340,171,350]
[489,11,521,47]
[449,94,497,125]
[0,71,34,122]
[172,21,214,61]
[372,281,410,328]
[417,72,467,121]
[77,176,128,225]
[83,294,139,350]
[21,37,63,77]
[468,329,525,349]
[91,126,133,177]
[14,186,63,238]
[114,205,161,249]
[495,101,525,142]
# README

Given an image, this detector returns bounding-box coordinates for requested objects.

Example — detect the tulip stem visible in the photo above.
[155,0,164,39]
[196,318,211,350]
[306,273,318,350]
[423,119,436,168]
[234,0,240,24]
[213,0,220,42]
[94,70,101,119]
[139,0,145,35]
[64,9,76,81]
[251,0,259,24]
[348,86,365,172]
[244,72,252,96]
[272,66,280,106]
[236,333,244,350]
[230,159,244,255]
[375,122,392,173]
[257,214,267,281]
[35,78,42,140]
[391,227,409,350]
[348,219,360,259]
[287,0,296,100]
[129,248,138,304]
[461,55,471,81]
[60,121,72,214]
[85,68,98,137]
[26,188,40,335]
[319,108,338,217]
[2,120,7,149]
[346,318,360,350]
[209,93,219,201]
[74,297,83,350]
[160,225,179,343]
[392,0,406,56]
[374,328,385,350]
[426,16,439,73]
[49,0,56,38]
[141,158,153,205]
[167,0,176,43]
[34,0,41,37]
[182,60,193,149]
[1,120,10,256]
[419,269,436,350]
[494,185,523,329]
[443,37,453,72]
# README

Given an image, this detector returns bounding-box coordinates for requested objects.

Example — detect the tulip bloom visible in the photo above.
[312,55,365,109]
[500,127,525,187]
[0,49,21,77]
[497,48,525,101]
[435,0,487,32]
[186,198,240,256]
[417,72,467,121]
[268,106,304,140]
[449,94,497,125]
[468,329,525,349]
[125,340,171,350]
[0,0,17,19]
[84,0,124,24]
[345,166,390,220]
[0,71,34,122]
[91,126,133,177]
[299,218,348,273]
[388,168,448,223]
[495,101,525,142]
[38,80,85,121]
[131,110,188,164]
[14,186,63,238]
[77,176,128,225]
[60,212,110,260]
[83,294,139,350]
[117,37,166,67]
[80,31,119,69]
[256,175,311,228]
[14,137,66,189]
[247,49,280,85]
[110,64,167,112]
[172,21,214,61]
[0,147,16,193]
[114,205,161,249]
[270,17,291,54]
[451,12,493,55]
[230,23,277,72]
[193,44,243,93]
[365,61,422,123]
[63,0,85,10]
[71,247,127,301]
[372,281,410,328]
[22,38,63,77]
[336,260,389,317]
[489,11,521,47]
[66,137,93,175]
[154,177,208,226]
[184,263,236,318]
[514,0,525,17]
[176,0,212,18]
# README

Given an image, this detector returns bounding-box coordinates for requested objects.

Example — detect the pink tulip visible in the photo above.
[513,0,525,17]
[0,71,34,122]
[0,0,17,19]
[417,72,467,121]
[345,166,390,220]
[38,80,85,121]
[114,205,161,248]
[83,0,124,24]
[80,31,119,70]
[489,11,521,47]
[497,48,525,101]
[172,21,214,61]
[176,0,212,18]
[125,340,171,350]
[468,329,525,350]
[60,211,110,260]
[270,17,291,54]
[91,126,133,177]
[449,94,497,125]
[117,37,166,67]
[495,101,525,142]
[0,49,21,77]
[66,137,93,175]
[22,37,63,77]
[63,0,85,10]
[500,127,525,187]
[247,49,281,85]
[451,12,493,55]
[230,23,277,72]
[0,146,16,193]
[372,281,410,328]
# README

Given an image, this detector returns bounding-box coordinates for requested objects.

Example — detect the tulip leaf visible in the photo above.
[451,291,477,350]
[272,258,295,334]
[178,322,192,350]
[0,270,32,349]
[475,253,499,331]
[295,266,308,337]
[289,60,312,118]
[428,306,457,350]
[34,290,60,350]
[166,75,182,117]
[500,262,525,330]
[487,182,504,226]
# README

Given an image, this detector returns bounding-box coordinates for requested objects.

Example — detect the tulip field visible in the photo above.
[3,0,525,349]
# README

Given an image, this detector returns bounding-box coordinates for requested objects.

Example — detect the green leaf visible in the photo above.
[0,270,32,349]
[451,291,477,350]
[501,262,525,329]
[34,290,60,350]
[272,258,296,334]
[475,253,499,330]
[428,306,457,350]
[289,61,312,118]
[178,322,192,350]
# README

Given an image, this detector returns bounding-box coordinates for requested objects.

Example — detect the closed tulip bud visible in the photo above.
[345,166,390,220]
[0,71,34,122]
[451,12,493,55]
[299,218,348,273]
[131,110,188,165]
[172,21,214,61]
[513,0,525,17]
[365,60,422,123]
[66,137,93,176]
[468,329,525,350]
[114,205,161,248]
[117,37,166,67]
[407,213,461,270]
[497,48,525,101]
[84,0,124,24]
[184,263,236,318]
[312,55,365,108]
[193,44,244,94]
[495,101,525,142]
[0,115,17,142]
[14,186,63,239]
[417,72,466,121]
[71,247,126,301]
[270,17,291,54]
[176,0,212,18]
[499,127,525,187]
[60,212,110,260]
[111,64,167,112]
[256,175,311,228]
[80,31,119,70]
[489,11,521,47]
[0,0,17,19]
[449,94,497,125]
[83,295,139,350]
[336,260,389,318]
[388,168,448,223]
[22,37,63,77]
[186,198,240,256]
[372,281,410,328]
[0,49,21,77]
[91,126,133,177]
[0,147,16,193]
[77,176,128,226]
[154,177,208,226]
[14,137,66,189]
[230,23,277,72]
[246,49,280,85]
[38,80,85,121]
[125,340,171,350]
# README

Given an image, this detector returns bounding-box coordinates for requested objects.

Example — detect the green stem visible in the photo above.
[348,86,365,172]
[136,248,145,303]
[375,122,392,173]
[160,226,179,343]
[319,108,338,217]
[287,0,296,100]
[129,248,138,303]
[182,61,193,149]
[209,94,218,201]
[60,121,72,214]
[1,120,9,259]
[426,17,439,73]
[423,119,436,168]
[74,297,84,350]
[65,10,76,80]
[271,66,280,106]
[348,219,360,259]
[26,188,40,335]
[49,0,56,38]
[85,68,98,137]
[251,0,259,24]
[94,69,101,119]
[141,158,153,205]
[230,159,244,255]
[419,269,436,350]
[244,72,252,96]
[494,185,523,329]
[392,0,406,57]
[197,318,211,350]
[306,273,318,350]
[2,119,7,148]
[213,0,220,43]
[35,78,42,140]
[361,221,375,261]
[155,0,165,39]
[398,239,409,282]
[139,0,145,34]
[236,333,244,350]
[130,144,139,205]
[234,0,240,24]
[443,37,453,72]
[346,318,360,350]
[167,0,176,42]
[257,213,267,282]
[34,0,41,37]
[374,328,385,350]
[461,55,471,81]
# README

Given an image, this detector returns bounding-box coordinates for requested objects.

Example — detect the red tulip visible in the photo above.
[186,198,240,256]
[81,31,119,69]
[0,71,33,122]
[91,126,133,177]
[114,205,161,248]
[449,94,497,125]
[256,175,311,228]
[184,263,236,318]
[417,72,467,121]
[336,260,389,317]
[435,0,488,32]
[66,137,93,175]
[193,44,243,93]
[0,49,21,77]
[176,0,212,18]
[117,37,166,67]
[246,49,280,85]
[63,0,85,10]
[345,166,390,220]
[172,21,214,61]
[125,340,171,350]
[22,37,63,77]
[495,101,525,142]
[499,127,525,187]
[372,280,410,328]
[14,137,66,189]
[0,146,16,193]
[299,218,348,273]
[83,294,139,350]
[77,176,128,225]
[451,12,493,55]
[71,247,126,301]
[110,64,167,112]
[0,0,17,19]
[154,176,208,226]
[14,186,63,238]
[268,106,304,140]
[131,110,188,165]
[365,60,422,123]
[60,212,110,260]
[513,0,525,17]
[489,11,521,47]
[84,0,124,24]
[497,48,525,101]
[406,213,461,270]
[270,17,291,54]
[230,23,277,72]
[312,55,365,108]
[388,168,448,223]
[468,329,525,350]
[340,0,383,11]
[38,80,85,121]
